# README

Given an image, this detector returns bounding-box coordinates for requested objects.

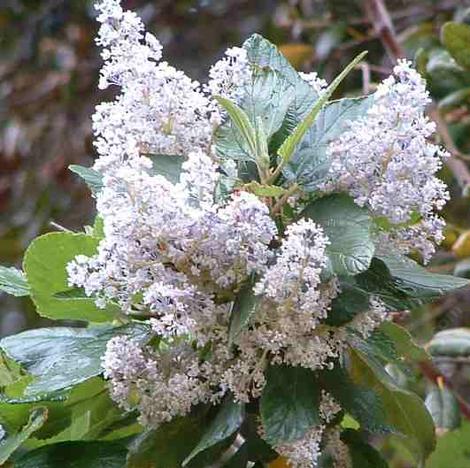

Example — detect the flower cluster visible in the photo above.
[64,1,450,466]
[324,60,449,262]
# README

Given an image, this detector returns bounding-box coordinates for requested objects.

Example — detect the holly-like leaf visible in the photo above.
[69,165,103,194]
[260,365,321,444]
[183,397,244,466]
[14,441,128,468]
[441,22,470,70]
[0,323,151,395]
[0,266,30,297]
[425,384,461,432]
[303,194,374,276]
[23,232,116,322]
[282,96,373,191]
[0,407,48,464]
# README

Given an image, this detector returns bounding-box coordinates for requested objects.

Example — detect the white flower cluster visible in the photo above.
[299,71,328,95]
[66,0,435,459]
[324,60,449,262]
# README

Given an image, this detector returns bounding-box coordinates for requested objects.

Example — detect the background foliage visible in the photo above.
[2,0,470,466]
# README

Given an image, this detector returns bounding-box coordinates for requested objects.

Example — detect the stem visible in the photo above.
[271,184,299,215]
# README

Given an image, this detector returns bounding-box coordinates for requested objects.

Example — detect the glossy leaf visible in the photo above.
[23,232,116,322]
[277,52,367,166]
[15,441,127,468]
[341,429,388,468]
[0,407,48,464]
[146,153,184,184]
[349,347,435,463]
[325,282,369,326]
[282,96,373,190]
[303,194,374,275]
[0,323,151,395]
[183,397,244,466]
[0,266,30,297]
[260,365,320,444]
[228,281,259,343]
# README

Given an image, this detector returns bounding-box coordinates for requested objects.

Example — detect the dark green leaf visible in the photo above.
[260,365,320,444]
[325,282,369,326]
[23,232,117,322]
[15,441,127,468]
[341,429,388,468]
[69,165,103,194]
[349,347,435,463]
[0,407,48,464]
[442,22,470,69]
[229,282,259,343]
[127,407,227,468]
[0,323,151,395]
[425,384,461,431]
[183,397,244,466]
[379,254,469,302]
[282,96,373,191]
[0,266,30,297]
[303,194,374,276]
[321,366,389,434]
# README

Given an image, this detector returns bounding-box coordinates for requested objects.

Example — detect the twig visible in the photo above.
[271,184,299,215]
[360,63,371,94]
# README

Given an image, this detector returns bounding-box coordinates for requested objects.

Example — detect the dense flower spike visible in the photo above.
[324,59,449,262]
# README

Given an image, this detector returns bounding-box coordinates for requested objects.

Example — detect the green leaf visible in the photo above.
[341,429,388,468]
[425,384,461,432]
[146,154,185,184]
[127,407,227,468]
[349,347,436,463]
[325,281,369,326]
[243,34,319,152]
[427,328,470,357]
[441,22,470,69]
[228,281,259,343]
[277,51,367,166]
[215,96,258,160]
[69,165,103,194]
[0,407,47,464]
[23,232,116,322]
[0,323,151,395]
[303,194,374,275]
[260,365,320,444]
[282,96,373,190]
[14,441,127,468]
[0,266,30,297]
[379,254,469,301]
[183,397,244,466]
[379,321,429,362]
[426,421,470,468]
[321,366,389,434]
